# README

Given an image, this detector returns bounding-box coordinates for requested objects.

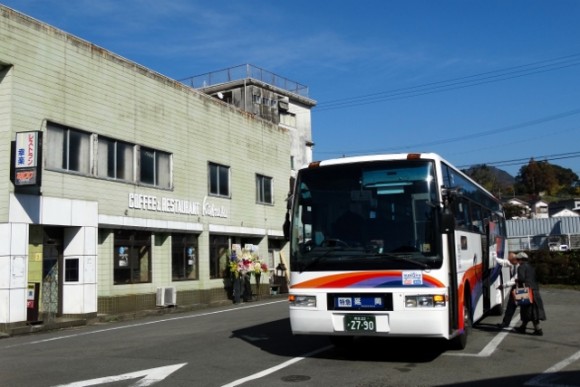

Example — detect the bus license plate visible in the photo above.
[345,315,376,332]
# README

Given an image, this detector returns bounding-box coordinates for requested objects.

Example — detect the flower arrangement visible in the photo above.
[229,248,268,278]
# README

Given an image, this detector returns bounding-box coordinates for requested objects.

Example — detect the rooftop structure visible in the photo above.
[180,64,310,98]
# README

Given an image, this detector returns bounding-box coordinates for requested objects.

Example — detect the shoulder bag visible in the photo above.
[513,284,534,306]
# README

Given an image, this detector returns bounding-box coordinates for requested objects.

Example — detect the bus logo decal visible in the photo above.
[402,271,423,285]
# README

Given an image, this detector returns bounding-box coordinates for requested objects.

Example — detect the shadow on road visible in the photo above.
[231,317,447,363]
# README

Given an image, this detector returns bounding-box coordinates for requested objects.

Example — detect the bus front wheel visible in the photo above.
[451,296,472,350]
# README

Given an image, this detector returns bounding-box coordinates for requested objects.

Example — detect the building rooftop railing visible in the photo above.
[179,64,309,98]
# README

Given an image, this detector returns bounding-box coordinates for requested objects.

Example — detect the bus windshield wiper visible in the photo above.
[300,246,345,272]
[369,252,430,270]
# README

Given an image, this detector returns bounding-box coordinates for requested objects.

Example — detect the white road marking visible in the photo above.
[7,303,580,386]
[525,350,580,387]
[446,317,519,357]
[1,300,286,349]
[445,329,512,357]
[52,363,187,387]
[220,346,334,387]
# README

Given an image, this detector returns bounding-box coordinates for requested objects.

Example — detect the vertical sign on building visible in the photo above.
[14,131,42,187]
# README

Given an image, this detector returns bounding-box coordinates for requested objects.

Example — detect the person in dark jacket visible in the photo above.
[514,252,547,336]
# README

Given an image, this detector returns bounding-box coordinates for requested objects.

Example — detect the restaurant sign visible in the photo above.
[128,193,228,218]
[14,131,42,187]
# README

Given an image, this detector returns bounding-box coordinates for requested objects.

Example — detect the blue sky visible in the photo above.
[3,0,580,177]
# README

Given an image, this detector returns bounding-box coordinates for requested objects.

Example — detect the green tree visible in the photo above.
[516,158,559,195]
[463,164,513,198]
[552,164,580,196]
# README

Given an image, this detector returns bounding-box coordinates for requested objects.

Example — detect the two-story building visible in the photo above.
[0,5,315,332]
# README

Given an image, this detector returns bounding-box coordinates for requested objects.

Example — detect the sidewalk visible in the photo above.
[1,293,286,338]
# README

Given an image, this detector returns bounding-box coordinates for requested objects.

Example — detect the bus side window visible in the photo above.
[470,204,483,233]
[454,199,470,231]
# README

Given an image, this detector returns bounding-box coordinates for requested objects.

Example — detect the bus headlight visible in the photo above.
[289,294,316,308]
[405,294,446,308]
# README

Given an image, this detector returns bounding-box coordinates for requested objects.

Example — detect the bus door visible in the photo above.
[484,218,505,312]
[450,199,484,326]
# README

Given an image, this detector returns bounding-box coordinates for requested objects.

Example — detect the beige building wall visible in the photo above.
[0,6,291,327]
[0,65,12,221]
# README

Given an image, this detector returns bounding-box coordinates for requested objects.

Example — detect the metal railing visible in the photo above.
[179,64,309,97]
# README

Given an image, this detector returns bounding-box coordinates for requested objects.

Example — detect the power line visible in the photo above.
[315,108,580,158]
[312,53,580,175]
[458,151,580,171]
[315,52,580,112]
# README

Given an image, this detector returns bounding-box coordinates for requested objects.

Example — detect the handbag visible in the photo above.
[513,285,534,306]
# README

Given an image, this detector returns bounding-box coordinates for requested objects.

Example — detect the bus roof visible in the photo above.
[301,152,501,207]
[303,153,446,169]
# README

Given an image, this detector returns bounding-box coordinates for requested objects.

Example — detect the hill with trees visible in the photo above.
[462,158,579,203]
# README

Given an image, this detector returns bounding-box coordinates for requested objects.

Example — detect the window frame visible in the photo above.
[46,123,91,174]
[256,174,274,205]
[46,121,173,190]
[139,146,172,189]
[113,230,152,285]
[209,234,230,279]
[209,162,231,198]
[96,135,135,182]
[171,233,199,281]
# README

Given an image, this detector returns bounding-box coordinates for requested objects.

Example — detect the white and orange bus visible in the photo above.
[285,153,510,349]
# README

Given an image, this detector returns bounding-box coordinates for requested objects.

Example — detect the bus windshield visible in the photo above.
[290,159,443,272]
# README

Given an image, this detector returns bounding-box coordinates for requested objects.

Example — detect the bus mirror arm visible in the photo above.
[441,186,459,233]
[441,185,462,203]
[283,211,290,241]
[283,194,293,241]
[441,206,455,233]
[286,194,293,210]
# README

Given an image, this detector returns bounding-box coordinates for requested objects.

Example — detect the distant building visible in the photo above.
[530,200,549,219]
[502,198,531,219]
[551,209,579,218]
[506,217,580,251]
[549,198,580,217]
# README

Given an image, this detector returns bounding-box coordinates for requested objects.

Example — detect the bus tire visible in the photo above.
[451,295,472,350]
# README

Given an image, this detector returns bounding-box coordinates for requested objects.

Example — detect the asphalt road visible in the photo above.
[0,288,579,387]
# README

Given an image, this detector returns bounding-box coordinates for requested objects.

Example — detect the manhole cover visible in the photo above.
[281,375,311,382]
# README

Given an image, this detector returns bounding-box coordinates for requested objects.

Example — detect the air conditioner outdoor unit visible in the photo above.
[156,286,176,307]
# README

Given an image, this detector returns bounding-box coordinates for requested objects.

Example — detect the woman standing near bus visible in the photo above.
[514,252,546,336]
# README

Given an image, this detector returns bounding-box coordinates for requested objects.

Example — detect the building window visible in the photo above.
[209,162,230,197]
[46,123,90,174]
[256,174,273,204]
[114,230,151,284]
[172,233,198,281]
[47,122,173,189]
[64,258,79,282]
[209,235,230,279]
[140,147,172,188]
[97,136,134,181]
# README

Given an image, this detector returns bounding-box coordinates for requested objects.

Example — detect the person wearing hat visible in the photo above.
[514,252,547,335]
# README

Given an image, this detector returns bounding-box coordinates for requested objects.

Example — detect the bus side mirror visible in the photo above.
[441,207,455,233]
[283,194,293,241]
[283,211,290,241]
[440,186,457,233]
